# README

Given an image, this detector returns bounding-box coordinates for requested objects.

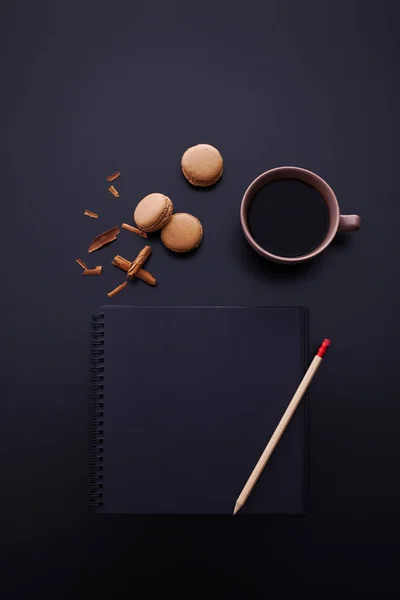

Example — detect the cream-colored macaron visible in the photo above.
[161,213,203,252]
[134,193,173,232]
[181,144,223,187]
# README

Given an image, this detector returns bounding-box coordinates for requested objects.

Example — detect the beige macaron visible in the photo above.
[161,213,203,252]
[181,144,223,187]
[134,193,173,232]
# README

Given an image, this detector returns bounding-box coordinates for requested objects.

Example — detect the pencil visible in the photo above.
[233,338,331,515]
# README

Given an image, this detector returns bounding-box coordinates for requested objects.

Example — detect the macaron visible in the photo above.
[181,144,223,187]
[134,193,173,232]
[161,213,203,252]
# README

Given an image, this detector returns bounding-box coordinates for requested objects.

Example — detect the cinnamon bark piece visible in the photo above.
[84,210,99,219]
[88,227,120,253]
[121,223,147,238]
[82,266,102,276]
[108,185,119,198]
[107,281,128,297]
[76,258,88,269]
[106,171,121,182]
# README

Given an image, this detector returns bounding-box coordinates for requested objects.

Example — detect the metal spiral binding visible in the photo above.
[90,313,104,507]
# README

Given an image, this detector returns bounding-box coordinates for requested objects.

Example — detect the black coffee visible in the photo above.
[247,179,329,257]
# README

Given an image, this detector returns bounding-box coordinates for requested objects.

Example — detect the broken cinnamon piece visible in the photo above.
[76,258,88,269]
[108,185,119,198]
[122,223,147,238]
[88,227,120,253]
[84,209,99,219]
[106,171,121,182]
[82,266,102,276]
[107,281,128,298]
[127,246,151,280]
[112,255,156,286]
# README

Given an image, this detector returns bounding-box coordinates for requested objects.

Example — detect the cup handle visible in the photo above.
[338,214,361,232]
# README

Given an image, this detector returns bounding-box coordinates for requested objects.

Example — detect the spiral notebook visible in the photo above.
[90,306,308,514]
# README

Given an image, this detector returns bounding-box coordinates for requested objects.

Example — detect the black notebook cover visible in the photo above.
[90,306,308,514]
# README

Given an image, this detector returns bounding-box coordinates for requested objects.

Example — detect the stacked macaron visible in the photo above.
[134,193,173,233]
[161,213,203,252]
[132,143,222,252]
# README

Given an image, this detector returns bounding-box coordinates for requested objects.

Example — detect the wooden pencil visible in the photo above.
[233,339,331,515]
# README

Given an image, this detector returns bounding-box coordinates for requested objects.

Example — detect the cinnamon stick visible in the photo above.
[112,255,131,271]
[107,281,128,297]
[82,266,102,276]
[136,269,156,286]
[127,246,151,280]
[112,255,156,286]
[121,223,147,238]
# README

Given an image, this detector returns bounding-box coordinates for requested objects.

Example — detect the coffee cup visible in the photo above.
[240,166,360,264]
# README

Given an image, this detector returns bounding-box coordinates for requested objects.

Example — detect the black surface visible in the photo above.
[95,306,307,514]
[2,0,400,595]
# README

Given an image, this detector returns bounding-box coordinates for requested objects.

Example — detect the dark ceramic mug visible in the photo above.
[240,166,361,264]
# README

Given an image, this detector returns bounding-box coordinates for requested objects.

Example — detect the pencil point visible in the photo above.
[233,501,242,515]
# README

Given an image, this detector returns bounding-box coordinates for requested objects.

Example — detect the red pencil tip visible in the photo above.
[317,338,331,358]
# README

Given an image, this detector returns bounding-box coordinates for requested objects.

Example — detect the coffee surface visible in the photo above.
[247,179,329,257]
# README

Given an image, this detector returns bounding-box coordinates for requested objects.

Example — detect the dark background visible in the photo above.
[1,0,399,596]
